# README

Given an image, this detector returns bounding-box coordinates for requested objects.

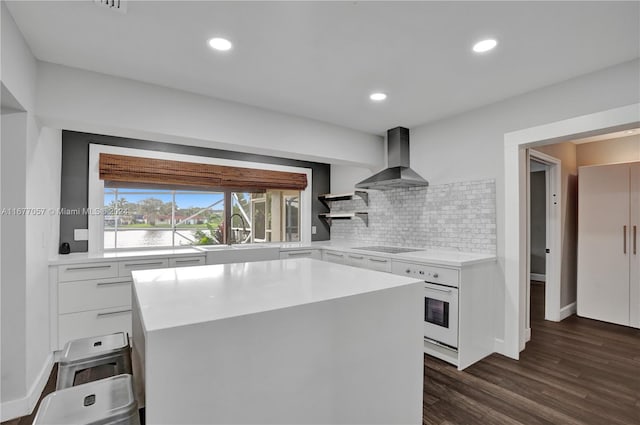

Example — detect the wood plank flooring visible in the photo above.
[4,283,638,424]
[424,283,640,425]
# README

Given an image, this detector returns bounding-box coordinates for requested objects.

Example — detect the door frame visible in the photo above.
[503,103,639,359]
[526,150,562,338]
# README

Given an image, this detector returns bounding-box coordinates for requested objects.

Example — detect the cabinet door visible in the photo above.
[577,163,630,326]
[630,163,640,328]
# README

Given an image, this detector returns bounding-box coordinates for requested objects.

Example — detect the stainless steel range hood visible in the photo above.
[355,127,428,190]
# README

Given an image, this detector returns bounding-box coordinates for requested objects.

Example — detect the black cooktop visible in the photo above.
[352,246,424,254]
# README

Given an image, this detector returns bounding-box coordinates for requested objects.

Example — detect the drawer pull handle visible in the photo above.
[349,255,364,260]
[124,262,164,268]
[97,280,131,286]
[97,309,131,317]
[65,265,112,271]
[426,286,452,294]
[175,259,202,263]
[287,251,312,256]
[326,252,343,257]
[368,258,388,263]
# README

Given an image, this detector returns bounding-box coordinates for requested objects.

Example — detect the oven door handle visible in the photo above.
[425,285,453,294]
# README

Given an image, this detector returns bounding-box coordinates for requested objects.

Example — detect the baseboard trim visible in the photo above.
[559,302,577,321]
[525,327,531,342]
[530,273,546,282]
[0,353,54,421]
[493,338,505,355]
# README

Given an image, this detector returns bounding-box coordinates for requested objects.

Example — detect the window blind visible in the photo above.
[99,153,308,191]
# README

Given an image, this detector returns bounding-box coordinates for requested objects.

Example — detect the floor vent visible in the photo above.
[94,0,127,14]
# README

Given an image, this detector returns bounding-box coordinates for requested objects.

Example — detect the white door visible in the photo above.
[577,163,630,326]
[630,163,640,328]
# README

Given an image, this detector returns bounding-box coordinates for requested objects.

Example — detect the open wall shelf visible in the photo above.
[318,191,369,209]
[318,212,368,227]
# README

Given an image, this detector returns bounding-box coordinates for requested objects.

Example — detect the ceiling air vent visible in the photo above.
[94,0,127,14]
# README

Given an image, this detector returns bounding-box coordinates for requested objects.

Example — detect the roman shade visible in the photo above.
[99,153,308,191]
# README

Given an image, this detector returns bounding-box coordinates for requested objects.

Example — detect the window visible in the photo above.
[104,188,224,249]
[89,145,311,252]
[103,188,301,249]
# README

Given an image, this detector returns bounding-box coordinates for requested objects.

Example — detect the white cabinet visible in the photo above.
[280,249,321,260]
[119,259,169,277]
[578,162,640,328]
[345,253,392,272]
[169,256,206,268]
[53,253,205,350]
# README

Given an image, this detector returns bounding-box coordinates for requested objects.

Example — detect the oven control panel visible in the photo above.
[391,261,459,288]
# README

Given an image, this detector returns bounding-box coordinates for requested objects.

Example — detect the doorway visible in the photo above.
[503,103,639,358]
[526,150,562,343]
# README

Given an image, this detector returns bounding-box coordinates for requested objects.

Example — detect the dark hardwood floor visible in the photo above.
[4,284,639,424]
[424,283,640,425]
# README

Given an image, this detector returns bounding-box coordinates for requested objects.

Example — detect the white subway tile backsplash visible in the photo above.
[329,178,496,254]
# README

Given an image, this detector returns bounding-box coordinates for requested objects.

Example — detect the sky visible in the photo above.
[105,189,225,209]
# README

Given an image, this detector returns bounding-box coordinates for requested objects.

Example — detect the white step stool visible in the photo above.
[33,374,140,425]
[57,332,132,390]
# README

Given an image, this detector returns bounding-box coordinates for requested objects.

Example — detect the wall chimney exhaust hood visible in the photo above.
[355,127,428,190]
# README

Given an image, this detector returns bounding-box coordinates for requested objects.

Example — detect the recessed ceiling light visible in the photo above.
[473,39,497,53]
[626,130,635,134]
[369,92,387,101]
[208,37,232,51]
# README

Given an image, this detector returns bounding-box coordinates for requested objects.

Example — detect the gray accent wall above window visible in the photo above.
[60,131,330,252]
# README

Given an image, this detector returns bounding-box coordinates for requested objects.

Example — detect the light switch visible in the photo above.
[311,226,317,235]
[74,228,89,241]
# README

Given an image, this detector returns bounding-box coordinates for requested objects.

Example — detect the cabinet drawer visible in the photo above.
[169,256,205,268]
[59,277,132,314]
[58,307,132,349]
[280,250,320,260]
[364,255,392,273]
[392,261,459,287]
[323,250,347,265]
[58,262,118,282]
[118,259,169,277]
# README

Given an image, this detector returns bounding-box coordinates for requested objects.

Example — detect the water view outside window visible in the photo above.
[104,188,301,249]
[104,188,224,249]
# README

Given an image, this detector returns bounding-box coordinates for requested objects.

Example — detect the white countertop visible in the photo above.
[49,241,496,267]
[132,258,422,332]
[317,243,496,267]
[49,247,204,265]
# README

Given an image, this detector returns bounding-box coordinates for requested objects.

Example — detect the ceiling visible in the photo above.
[6,1,640,135]
[571,128,640,144]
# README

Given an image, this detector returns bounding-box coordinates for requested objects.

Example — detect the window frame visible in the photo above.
[88,144,312,253]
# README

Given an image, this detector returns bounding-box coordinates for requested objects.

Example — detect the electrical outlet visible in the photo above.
[74,228,89,241]
[311,226,317,235]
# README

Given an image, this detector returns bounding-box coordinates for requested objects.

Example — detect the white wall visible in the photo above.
[0,0,36,111]
[1,2,61,418]
[330,164,375,193]
[1,111,28,402]
[576,134,640,166]
[35,62,384,168]
[25,126,61,389]
[535,142,578,307]
[335,59,640,352]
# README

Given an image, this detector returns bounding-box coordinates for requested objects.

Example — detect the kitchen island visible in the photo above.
[131,258,423,424]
